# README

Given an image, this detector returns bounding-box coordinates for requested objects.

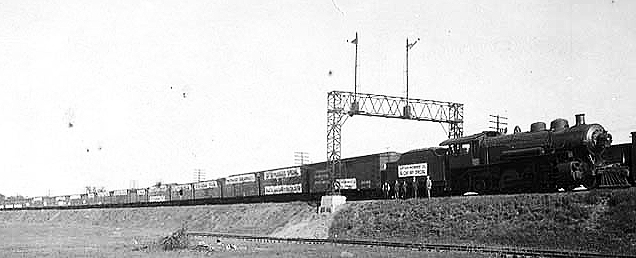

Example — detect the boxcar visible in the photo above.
[148,185,170,203]
[85,193,99,205]
[69,194,84,206]
[308,152,400,197]
[30,196,44,208]
[260,166,307,196]
[41,196,56,207]
[129,188,148,203]
[193,180,222,199]
[55,196,69,206]
[171,183,193,201]
[96,191,110,205]
[111,189,128,204]
[222,173,259,198]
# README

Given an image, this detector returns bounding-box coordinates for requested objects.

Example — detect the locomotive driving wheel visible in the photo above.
[578,161,598,189]
[581,174,599,189]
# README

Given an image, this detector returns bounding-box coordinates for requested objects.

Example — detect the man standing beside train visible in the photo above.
[401,180,407,199]
[393,180,399,199]
[382,181,390,199]
[412,177,418,199]
[425,176,433,199]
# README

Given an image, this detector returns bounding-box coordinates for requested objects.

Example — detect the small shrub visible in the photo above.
[159,225,190,251]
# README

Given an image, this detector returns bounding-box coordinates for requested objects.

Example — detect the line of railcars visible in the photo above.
[2,114,634,210]
[1,152,400,210]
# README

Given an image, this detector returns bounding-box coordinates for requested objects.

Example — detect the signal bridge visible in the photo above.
[326,90,464,193]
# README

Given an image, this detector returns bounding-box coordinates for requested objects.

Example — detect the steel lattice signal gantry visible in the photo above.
[327,90,464,193]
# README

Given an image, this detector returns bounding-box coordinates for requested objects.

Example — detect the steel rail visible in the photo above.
[187,232,635,258]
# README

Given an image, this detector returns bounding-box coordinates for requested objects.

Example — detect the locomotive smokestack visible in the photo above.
[575,114,585,126]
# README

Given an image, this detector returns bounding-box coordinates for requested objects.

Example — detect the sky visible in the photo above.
[1,0,635,197]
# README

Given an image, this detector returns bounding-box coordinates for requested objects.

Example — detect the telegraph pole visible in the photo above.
[193,169,205,182]
[349,32,358,96]
[405,37,420,101]
[404,37,420,118]
[294,152,310,165]
[489,115,508,134]
[348,33,360,116]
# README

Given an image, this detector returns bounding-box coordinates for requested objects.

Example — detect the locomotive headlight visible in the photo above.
[587,126,612,153]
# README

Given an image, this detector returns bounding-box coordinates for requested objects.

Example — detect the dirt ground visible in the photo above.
[0,222,494,258]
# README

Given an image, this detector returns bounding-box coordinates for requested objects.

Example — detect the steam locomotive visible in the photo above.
[386,114,633,196]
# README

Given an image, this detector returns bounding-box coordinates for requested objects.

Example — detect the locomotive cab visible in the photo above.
[442,131,500,167]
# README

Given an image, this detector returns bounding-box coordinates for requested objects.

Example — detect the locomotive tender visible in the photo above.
[1,114,633,210]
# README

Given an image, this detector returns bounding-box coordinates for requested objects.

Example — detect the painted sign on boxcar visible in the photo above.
[149,196,166,202]
[194,180,218,189]
[398,163,428,177]
[264,167,301,180]
[225,174,256,185]
[113,189,128,196]
[264,183,302,195]
[335,178,357,189]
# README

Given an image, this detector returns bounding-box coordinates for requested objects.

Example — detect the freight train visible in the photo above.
[1,114,633,210]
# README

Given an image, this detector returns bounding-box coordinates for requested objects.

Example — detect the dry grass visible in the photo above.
[329,188,636,255]
[0,201,317,236]
[0,222,493,258]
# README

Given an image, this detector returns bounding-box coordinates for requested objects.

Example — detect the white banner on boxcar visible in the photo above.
[55,196,67,201]
[398,163,428,177]
[33,197,43,202]
[194,180,218,189]
[136,189,146,195]
[264,167,301,180]
[335,178,357,190]
[70,195,81,200]
[149,185,168,193]
[264,183,302,195]
[114,189,128,196]
[149,196,166,202]
[172,184,191,191]
[97,191,109,197]
[225,174,255,185]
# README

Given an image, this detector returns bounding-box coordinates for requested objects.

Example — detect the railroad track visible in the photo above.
[188,232,635,258]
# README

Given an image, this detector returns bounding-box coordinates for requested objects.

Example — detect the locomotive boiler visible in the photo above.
[438,114,629,194]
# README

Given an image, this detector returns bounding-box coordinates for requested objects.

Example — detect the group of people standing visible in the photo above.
[382,176,432,199]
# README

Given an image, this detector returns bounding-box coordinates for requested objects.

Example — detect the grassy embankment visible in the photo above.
[329,188,636,255]
[0,202,317,236]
